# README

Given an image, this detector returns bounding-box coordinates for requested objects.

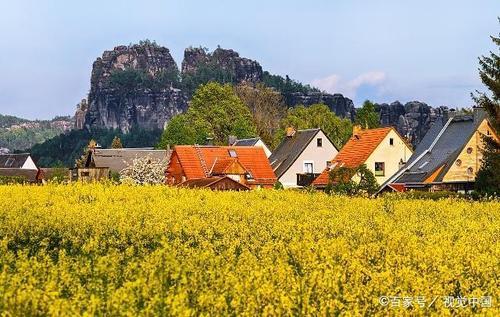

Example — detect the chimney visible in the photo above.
[442,108,457,125]
[473,106,486,123]
[286,127,296,137]
[352,125,363,136]
[228,135,237,146]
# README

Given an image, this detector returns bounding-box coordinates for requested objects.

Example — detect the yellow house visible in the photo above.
[313,126,413,188]
[381,107,498,193]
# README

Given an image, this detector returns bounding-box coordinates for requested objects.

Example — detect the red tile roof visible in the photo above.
[170,145,277,185]
[313,127,393,186]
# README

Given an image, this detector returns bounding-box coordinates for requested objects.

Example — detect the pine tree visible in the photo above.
[474,21,500,195]
[111,136,123,149]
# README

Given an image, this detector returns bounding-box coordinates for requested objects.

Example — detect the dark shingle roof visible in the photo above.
[269,129,325,178]
[392,114,485,184]
[0,154,30,168]
[90,148,170,173]
[233,138,260,146]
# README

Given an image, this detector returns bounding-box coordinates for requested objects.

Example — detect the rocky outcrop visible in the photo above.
[84,43,188,132]
[74,99,87,130]
[286,92,356,121]
[182,47,263,83]
[375,101,447,145]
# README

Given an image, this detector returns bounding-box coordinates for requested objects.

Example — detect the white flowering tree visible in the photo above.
[120,155,168,185]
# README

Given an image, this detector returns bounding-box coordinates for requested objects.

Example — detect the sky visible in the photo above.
[0,0,498,120]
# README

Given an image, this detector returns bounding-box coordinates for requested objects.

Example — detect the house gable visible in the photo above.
[364,129,413,184]
[278,129,339,187]
[21,156,37,170]
[442,119,499,183]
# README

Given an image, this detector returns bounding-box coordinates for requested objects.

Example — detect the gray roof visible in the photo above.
[270,129,335,178]
[233,138,261,146]
[391,113,486,184]
[0,153,30,168]
[89,148,170,173]
[0,168,39,182]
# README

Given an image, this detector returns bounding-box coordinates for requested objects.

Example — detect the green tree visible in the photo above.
[111,136,123,148]
[158,82,257,147]
[355,100,380,129]
[276,104,353,148]
[474,22,500,195]
[157,114,199,149]
[325,164,378,196]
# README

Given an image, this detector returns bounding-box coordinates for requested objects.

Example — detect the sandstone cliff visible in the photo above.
[84,42,188,132]
[182,47,263,83]
[78,42,446,146]
[375,101,448,145]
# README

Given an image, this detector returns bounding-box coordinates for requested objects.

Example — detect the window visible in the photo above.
[228,149,237,158]
[487,130,491,136]
[389,138,394,146]
[455,159,462,167]
[466,147,473,154]
[326,161,332,169]
[374,162,385,176]
[81,171,90,177]
[4,158,15,167]
[304,162,314,174]
[316,138,323,147]
[467,167,474,175]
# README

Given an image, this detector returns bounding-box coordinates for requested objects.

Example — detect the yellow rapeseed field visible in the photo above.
[0,183,498,316]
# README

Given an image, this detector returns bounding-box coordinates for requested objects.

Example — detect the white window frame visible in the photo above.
[303,160,314,174]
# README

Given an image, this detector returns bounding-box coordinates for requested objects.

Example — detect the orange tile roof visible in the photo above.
[170,145,277,185]
[313,127,393,186]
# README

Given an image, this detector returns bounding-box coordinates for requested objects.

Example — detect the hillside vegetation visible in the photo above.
[0,184,497,315]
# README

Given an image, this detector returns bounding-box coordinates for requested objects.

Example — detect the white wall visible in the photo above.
[21,156,38,170]
[364,130,412,185]
[279,130,338,188]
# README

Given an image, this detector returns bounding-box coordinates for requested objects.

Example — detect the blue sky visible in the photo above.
[0,0,498,119]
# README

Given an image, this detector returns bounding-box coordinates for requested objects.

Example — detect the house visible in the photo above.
[166,145,277,189]
[379,107,499,193]
[269,128,339,188]
[177,176,250,191]
[83,148,170,173]
[0,153,41,183]
[232,137,272,157]
[313,126,413,188]
[0,153,37,170]
[74,147,170,181]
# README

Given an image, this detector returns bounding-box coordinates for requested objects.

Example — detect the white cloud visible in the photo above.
[312,71,387,99]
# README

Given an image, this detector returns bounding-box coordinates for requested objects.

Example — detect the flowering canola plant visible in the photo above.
[0,183,498,316]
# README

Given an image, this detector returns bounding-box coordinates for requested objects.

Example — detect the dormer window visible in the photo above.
[228,149,237,158]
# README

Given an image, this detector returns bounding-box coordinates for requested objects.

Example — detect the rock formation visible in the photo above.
[84,43,188,132]
[375,101,447,146]
[182,47,263,83]
[286,92,356,121]
[79,42,445,146]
